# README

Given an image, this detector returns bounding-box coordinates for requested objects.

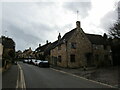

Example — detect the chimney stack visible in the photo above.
[39,44,41,47]
[76,21,81,28]
[46,40,48,44]
[58,33,61,41]
[103,33,107,39]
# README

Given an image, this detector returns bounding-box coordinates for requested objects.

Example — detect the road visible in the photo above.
[19,62,114,88]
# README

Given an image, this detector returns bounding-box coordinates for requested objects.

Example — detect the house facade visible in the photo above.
[50,21,112,68]
[35,41,51,60]
[22,47,33,59]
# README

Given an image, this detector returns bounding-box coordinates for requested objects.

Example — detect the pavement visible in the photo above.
[51,65,119,88]
[18,62,117,88]
[2,64,18,88]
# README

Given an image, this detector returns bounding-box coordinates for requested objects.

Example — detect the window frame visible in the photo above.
[58,55,62,62]
[71,42,76,49]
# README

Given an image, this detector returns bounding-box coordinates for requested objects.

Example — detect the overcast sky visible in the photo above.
[0,0,119,51]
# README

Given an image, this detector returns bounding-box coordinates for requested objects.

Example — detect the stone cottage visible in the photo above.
[50,21,112,68]
[35,40,51,60]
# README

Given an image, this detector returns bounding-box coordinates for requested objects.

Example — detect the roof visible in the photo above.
[85,33,108,45]
[56,28,76,46]
[1,36,15,48]
[36,28,110,53]
[35,43,51,52]
[45,40,58,51]
[55,28,109,47]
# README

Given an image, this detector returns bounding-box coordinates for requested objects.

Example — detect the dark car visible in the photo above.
[38,60,49,67]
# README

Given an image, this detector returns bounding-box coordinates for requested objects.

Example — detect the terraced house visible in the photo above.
[35,41,51,60]
[50,21,112,68]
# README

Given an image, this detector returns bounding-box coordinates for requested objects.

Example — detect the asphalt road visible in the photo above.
[18,62,116,88]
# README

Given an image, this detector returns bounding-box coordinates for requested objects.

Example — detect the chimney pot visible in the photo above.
[46,40,48,44]
[76,21,81,28]
[58,33,61,41]
[39,44,41,47]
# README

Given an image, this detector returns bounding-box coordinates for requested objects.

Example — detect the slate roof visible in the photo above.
[54,28,109,47]
[56,28,76,46]
[36,28,109,54]
[48,40,58,49]
[35,43,51,52]
[85,33,108,45]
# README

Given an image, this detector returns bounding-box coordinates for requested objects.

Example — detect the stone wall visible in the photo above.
[50,28,92,68]
[92,45,112,67]
[66,28,92,68]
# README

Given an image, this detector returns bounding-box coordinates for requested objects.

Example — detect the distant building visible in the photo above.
[15,50,23,59]
[35,41,51,60]
[22,47,33,59]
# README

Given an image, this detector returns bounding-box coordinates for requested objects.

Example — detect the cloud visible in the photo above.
[0,2,2,35]
[1,0,117,51]
[2,2,52,50]
[99,6,118,33]
[63,1,92,18]
[2,19,41,50]
[2,2,78,51]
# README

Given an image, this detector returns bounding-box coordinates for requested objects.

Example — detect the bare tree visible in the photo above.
[109,21,120,38]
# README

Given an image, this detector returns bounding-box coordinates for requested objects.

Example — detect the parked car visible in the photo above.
[27,59,32,64]
[36,60,42,66]
[38,60,49,67]
[31,59,36,65]
[23,60,28,63]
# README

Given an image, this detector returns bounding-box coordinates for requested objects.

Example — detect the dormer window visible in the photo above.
[71,42,76,49]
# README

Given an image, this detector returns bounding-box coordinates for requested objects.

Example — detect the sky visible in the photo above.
[0,0,119,51]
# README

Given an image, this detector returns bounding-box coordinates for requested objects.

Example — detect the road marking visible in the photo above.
[16,63,26,90]
[50,68,117,88]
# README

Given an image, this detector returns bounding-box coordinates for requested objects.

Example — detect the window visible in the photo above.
[71,42,76,49]
[58,56,61,62]
[58,45,61,50]
[104,45,107,50]
[70,54,75,62]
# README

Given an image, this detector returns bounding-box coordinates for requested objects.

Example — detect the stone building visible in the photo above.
[1,36,15,67]
[22,47,33,59]
[50,21,112,68]
[35,41,51,60]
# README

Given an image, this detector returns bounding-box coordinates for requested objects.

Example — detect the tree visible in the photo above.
[109,21,120,38]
